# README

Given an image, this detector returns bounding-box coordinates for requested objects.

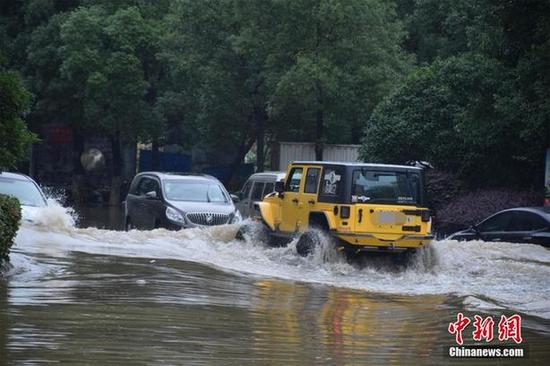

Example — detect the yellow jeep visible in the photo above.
[252,161,433,256]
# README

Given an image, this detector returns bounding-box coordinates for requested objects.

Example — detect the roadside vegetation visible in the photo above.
[0,194,21,264]
[1,0,548,231]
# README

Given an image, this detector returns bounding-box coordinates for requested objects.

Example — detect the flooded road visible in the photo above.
[1,204,550,364]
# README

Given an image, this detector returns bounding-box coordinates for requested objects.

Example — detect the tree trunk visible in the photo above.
[255,106,267,173]
[152,138,160,171]
[315,108,324,161]
[109,131,122,207]
[71,131,85,205]
[226,136,256,188]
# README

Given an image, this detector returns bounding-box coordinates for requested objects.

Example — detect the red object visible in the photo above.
[498,314,523,344]
[448,312,471,345]
[49,126,71,145]
[472,315,495,342]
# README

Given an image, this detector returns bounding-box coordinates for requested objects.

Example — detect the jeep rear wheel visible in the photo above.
[296,231,320,256]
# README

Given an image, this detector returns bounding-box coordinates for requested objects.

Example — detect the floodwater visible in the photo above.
[1,202,550,365]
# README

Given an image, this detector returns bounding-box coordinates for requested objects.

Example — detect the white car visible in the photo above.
[0,171,48,223]
[235,171,285,218]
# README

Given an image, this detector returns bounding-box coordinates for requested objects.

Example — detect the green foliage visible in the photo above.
[0,64,38,169]
[161,0,257,159]
[264,0,412,144]
[161,0,412,165]
[59,5,160,140]
[0,194,21,261]
[398,0,479,63]
[363,0,550,190]
[2,0,549,192]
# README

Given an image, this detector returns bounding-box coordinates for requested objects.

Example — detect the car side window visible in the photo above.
[151,179,161,196]
[136,178,150,195]
[241,181,252,200]
[263,183,274,198]
[321,168,342,196]
[304,168,320,194]
[251,182,265,201]
[285,168,303,192]
[509,211,548,231]
[478,212,514,232]
[129,177,141,195]
[137,177,159,196]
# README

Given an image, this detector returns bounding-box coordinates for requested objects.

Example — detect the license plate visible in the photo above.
[377,211,406,225]
[378,211,397,224]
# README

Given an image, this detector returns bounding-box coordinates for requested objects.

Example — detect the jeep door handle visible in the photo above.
[292,198,299,204]
[308,200,315,204]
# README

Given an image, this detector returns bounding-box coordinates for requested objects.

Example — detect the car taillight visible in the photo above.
[340,206,350,219]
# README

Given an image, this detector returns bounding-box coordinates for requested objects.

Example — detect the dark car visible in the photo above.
[448,207,550,247]
[124,172,241,231]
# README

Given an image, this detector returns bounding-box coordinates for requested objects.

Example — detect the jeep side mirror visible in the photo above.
[274,181,284,193]
[230,194,240,203]
[145,191,158,199]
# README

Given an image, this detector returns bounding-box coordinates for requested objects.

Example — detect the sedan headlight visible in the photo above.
[231,210,242,224]
[166,207,184,224]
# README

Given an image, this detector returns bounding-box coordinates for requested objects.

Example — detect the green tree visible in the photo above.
[59,5,163,204]
[0,61,37,169]
[397,0,479,63]
[361,53,547,188]
[162,0,270,174]
[265,0,412,159]
[163,0,412,175]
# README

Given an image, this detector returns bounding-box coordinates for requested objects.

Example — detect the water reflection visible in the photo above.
[249,279,448,364]
[2,252,550,364]
[1,275,8,364]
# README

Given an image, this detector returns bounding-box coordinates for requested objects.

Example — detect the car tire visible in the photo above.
[235,224,249,241]
[296,231,320,257]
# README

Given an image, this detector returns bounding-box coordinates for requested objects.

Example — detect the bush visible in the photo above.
[0,194,21,261]
[435,189,541,235]
[425,169,463,212]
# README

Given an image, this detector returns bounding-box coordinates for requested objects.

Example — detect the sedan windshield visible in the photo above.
[0,178,47,207]
[351,170,420,204]
[163,180,228,203]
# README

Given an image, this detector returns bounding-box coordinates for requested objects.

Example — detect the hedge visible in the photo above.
[0,194,21,261]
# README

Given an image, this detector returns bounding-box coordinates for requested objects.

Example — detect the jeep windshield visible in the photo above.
[351,170,421,205]
[163,180,228,203]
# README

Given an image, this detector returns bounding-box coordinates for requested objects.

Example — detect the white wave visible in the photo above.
[12,221,550,320]
[21,199,78,230]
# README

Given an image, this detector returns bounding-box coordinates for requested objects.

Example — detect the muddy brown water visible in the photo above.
[1,204,549,365]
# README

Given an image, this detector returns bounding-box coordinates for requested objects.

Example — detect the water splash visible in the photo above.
[12,218,550,321]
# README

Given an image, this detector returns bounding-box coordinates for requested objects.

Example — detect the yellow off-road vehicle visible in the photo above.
[245,161,433,257]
